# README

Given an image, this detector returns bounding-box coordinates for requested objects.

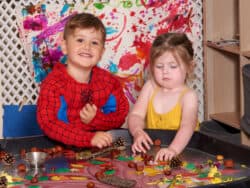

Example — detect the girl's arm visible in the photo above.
[128,80,155,153]
[128,80,153,135]
[168,89,198,155]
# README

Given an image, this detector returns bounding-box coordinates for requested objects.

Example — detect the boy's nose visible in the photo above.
[82,42,91,50]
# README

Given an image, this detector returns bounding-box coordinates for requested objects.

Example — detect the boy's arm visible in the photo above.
[37,82,95,147]
[88,78,129,130]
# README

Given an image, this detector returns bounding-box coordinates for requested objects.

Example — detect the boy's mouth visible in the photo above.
[79,52,92,58]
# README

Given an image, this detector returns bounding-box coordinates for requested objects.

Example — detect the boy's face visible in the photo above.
[61,27,105,70]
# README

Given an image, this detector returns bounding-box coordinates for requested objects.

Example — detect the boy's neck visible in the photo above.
[66,65,93,83]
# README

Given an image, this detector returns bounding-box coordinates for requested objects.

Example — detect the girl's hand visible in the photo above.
[80,103,97,124]
[132,130,153,154]
[154,147,177,161]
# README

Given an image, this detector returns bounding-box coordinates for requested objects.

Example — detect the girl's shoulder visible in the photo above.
[141,79,158,94]
[181,87,198,103]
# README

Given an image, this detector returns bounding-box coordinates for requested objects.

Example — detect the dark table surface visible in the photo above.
[1,128,250,188]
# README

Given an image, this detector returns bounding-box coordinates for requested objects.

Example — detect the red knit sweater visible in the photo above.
[37,63,129,147]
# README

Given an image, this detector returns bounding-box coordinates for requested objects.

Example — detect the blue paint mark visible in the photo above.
[57,96,69,123]
[106,27,118,35]
[101,94,117,114]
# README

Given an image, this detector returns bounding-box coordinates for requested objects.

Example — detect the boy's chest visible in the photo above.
[61,85,110,108]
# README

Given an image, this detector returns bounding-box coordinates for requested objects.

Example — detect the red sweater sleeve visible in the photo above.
[37,79,94,147]
[89,78,129,130]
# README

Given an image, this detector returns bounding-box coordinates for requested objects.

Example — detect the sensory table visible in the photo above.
[0,129,250,188]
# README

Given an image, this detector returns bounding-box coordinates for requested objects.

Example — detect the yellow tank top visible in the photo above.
[146,88,199,130]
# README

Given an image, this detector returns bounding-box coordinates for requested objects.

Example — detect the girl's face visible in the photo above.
[153,51,188,90]
[61,27,105,70]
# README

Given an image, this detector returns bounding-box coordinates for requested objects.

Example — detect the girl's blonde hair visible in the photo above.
[150,32,195,82]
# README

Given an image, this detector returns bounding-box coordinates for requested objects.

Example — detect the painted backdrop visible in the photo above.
[17,0,201,106]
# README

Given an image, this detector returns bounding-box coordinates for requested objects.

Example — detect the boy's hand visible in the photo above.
[80,103,97,124]
[91,131,113,148]
[154,147,177,161]
[132,130,153,154]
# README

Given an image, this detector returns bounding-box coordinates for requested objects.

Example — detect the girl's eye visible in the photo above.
[170,65,178,69]
[155,64,163,69]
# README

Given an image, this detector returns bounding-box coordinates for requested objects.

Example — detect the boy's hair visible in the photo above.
[149,32,194,81]
[63,12,106,43]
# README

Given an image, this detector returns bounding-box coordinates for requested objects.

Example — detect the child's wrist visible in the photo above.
[168,147,178,155]
[133,128,144,137]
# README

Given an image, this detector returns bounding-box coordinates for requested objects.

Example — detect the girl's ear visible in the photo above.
[189,60,196,73]
[187,60,196,80]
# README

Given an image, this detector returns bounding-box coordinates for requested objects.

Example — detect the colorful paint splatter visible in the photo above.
[17,0,200,104]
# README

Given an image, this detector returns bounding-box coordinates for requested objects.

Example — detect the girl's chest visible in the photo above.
[152,92,181,114]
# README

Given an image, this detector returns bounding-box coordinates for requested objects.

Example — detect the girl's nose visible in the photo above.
[163,66,169,73]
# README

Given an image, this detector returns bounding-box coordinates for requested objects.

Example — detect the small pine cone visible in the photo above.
[113,137,125,147]
[169,156,182,168]
[1,152,14,165]
[0,176,7,188]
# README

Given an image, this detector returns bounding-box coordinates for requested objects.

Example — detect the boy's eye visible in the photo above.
[91,41,100,45]
[77,38,84,43]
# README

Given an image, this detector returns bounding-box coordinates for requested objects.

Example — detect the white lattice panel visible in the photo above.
[0,0,204,126]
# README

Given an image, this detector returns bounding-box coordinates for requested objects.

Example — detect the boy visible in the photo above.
[37,13,129,148]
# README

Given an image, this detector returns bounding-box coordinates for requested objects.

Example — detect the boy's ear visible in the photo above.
[60,33,67,55]
[61,40,67,55]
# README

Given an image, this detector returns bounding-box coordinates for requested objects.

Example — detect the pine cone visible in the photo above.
[0,151,14,165]
[169,156,182,168]
[0,176,7,188]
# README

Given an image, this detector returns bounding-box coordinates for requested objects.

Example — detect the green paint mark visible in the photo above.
[55,168,71,173]
[122,0,133,8]
[94,3,104,10]
[185,163,196,170]
[28,186,40,188]
[25,175,33,180]
[90,160,105,165]
[105,169,115,175]
[198,172,208,178]
[8,181,24,185]
[117,155,133,161]
[39,176,49,181]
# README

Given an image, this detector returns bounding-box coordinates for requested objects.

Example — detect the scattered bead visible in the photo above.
[30,174,39,183]
[128,161,136,168]
[17,163,26,172]
[224,159,234,168]
[163,169,171,176]
[154,139,161,146]
[86,181,95,188]
[135,162,144,171]
[216,155,224,161]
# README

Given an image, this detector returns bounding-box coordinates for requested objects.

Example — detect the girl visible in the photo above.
[128,32,199,161]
